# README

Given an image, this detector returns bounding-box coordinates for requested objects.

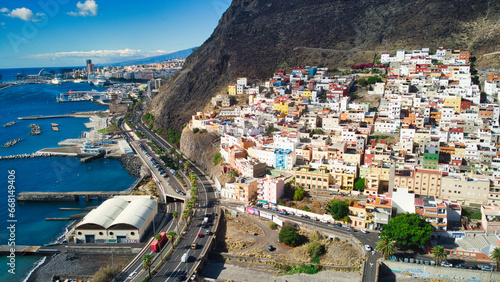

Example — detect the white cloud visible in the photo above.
[6,7,43,22]
[0,8,9,13]
[24,49,168,60]
[67,0,98,17]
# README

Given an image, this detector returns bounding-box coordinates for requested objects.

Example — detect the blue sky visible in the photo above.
[0,0,231,68]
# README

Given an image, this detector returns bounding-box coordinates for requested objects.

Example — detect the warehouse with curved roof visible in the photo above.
[74,196,158,243]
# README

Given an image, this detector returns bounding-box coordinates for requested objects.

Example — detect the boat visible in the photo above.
[73,79,85,83]
[88,74,109,87]
[50,77,63,85]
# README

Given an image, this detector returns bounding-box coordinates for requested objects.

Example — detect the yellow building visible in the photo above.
[444,96,461,114]
[302,90,312,99]
[295,165,331,190]
[228,85,236,95]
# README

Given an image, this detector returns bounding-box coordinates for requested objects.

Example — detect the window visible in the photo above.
[99,232,103,236]
[131,232,135,236]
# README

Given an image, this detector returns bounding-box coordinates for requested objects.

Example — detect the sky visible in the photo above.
[0,0,231,68]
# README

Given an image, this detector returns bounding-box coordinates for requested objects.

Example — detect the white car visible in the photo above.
[365,245,372,251]
[360,229,368,234]
[127,271,137,280]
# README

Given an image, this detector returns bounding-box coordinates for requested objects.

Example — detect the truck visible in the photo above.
[150,232,167,252]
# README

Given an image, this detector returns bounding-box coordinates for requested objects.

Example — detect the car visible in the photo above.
[365,245,371,251]
[176,189,180,193]
[279,210,287,215]
[360,229,368,234]
[127,271,137,280]
[342,224,351,229]
[481,265,492,271]
[441,261,453,267]
[268,245,274,251]
[303,215,310,219]
[197,233,202,238]
[320,219,328,223]
[455,263,466,268]
[333,223,342,227]
[271,207,278,211]
[205,230,210,235]
[468,265,479,270]
[255,203,263,207]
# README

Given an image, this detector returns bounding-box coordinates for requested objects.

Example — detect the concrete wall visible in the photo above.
[380,260,500,281]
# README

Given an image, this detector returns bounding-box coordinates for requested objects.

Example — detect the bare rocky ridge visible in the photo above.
[151,0,500,130]
[179,127,221,179]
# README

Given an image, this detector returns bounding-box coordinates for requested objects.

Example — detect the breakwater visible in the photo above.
[0,152,53,160]
[2,138,22,147]
[29,123,42,135]
[3,121,18,127]
[118,155,144,177]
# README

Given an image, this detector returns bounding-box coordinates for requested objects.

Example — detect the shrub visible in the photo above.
[279,226,300,247]
[193,128,200,134]
[270,222,278,230]
[306,241,326,259]
[213,152,222,165]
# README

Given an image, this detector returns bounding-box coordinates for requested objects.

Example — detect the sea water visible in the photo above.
[0,73,137,281]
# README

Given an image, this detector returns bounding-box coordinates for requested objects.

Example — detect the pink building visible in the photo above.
[257,176,284,205]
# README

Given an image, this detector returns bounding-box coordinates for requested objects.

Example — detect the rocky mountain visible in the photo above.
[151,0,500,130]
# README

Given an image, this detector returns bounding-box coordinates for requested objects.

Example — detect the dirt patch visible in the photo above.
[224,213,264,251]
[221,210,362,267]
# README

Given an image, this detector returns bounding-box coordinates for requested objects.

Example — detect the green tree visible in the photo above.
[354,178,366,192]
[357,78,368,87]
[293,187,306,201]
[376,239,395,259]
[142,254,153,277]
[269,222,278,230]
[184,161,191,171]
[213,152,223,165]
[279,226,300,247]
[172,210,179,233]
[327,200,349,220]
[168,147,175,156]
[432,245,447,266]
[167,231,177,248]
[228,170,239,177]
[491,247,500,271]
[343,215,351,223]
[283,181,294,199]
[381,213,432,249]
[266,124,280,134]
[155,233,161,241]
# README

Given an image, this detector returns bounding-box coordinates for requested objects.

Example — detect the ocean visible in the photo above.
[0,69,137,281]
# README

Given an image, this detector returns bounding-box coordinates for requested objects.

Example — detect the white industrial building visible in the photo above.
[73,196,157,243]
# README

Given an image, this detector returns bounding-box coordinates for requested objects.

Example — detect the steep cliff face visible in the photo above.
[151,0,500,130]
[179,127,221,180]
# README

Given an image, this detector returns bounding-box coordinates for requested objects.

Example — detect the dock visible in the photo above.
[17,191,129,202]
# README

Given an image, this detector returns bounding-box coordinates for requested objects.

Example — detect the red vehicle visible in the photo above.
[151,232,167,252]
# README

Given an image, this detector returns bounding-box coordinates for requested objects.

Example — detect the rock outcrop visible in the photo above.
[179,127,221,180]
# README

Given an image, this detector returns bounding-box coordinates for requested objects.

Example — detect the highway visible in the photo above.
[151,169,217,281]
[115,201,182,282]
[132,120,219,281]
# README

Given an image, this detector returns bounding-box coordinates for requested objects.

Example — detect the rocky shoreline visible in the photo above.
[118,154,143,177]
[2,138,22,147]
[29,123,42,135]
[3,120,18,127]
[0,152,53,160]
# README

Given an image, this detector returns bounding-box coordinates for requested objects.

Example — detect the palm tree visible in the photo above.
[184,161,191,171]
[167,231,177,248]
[172,211,179,233]
[432,245,447,266]
[376,239,395,259]
[168,147,175,156]
[490,247,500,271]
[142,254,153,277]
[174,153,181,165]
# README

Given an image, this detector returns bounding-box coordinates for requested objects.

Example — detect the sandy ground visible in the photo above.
[202,261,362,282]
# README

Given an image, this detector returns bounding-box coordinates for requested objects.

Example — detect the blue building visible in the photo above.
[274,148,292,170]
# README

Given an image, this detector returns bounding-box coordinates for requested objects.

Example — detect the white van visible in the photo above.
[181,252,189,263]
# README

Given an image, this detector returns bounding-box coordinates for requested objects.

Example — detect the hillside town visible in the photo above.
[189,47,500,260]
